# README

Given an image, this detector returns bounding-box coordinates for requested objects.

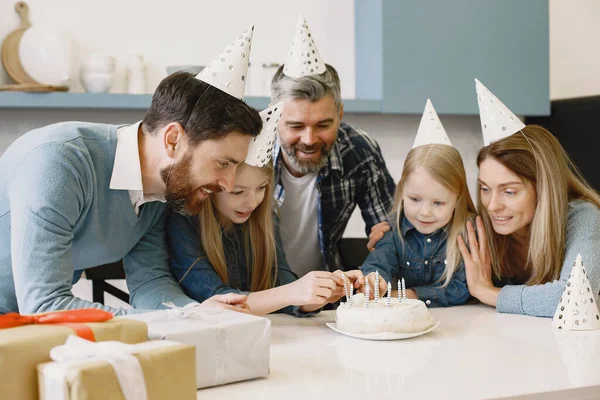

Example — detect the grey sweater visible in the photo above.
[497,200,600,317]
[0,122,194,315]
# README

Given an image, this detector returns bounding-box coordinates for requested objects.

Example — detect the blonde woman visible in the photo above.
[458,125,600,317]
[167,161,362,316]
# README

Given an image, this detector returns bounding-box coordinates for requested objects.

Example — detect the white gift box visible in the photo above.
[123,308,271,389]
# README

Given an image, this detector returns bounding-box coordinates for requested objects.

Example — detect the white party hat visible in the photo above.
[552,254,600,331]
[245,102,284,167]
[412,99,452,148]
[195,26,253,100]
[283,15,327,78]
[475,78,526,146]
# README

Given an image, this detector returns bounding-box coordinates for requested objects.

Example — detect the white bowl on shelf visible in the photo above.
[82,53,115,74]
[81,72,112,93]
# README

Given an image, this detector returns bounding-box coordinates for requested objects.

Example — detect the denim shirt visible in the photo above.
[166,211,309,316]
[360,213,470,307]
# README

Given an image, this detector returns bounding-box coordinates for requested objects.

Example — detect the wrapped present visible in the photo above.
[125,307,271,389]
[38,335,197,400]
[0,309,147,400]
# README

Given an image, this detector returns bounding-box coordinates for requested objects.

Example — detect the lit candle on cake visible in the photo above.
[374,270,380,302]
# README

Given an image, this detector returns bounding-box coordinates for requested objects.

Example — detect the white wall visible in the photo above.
[549,0,600,100]
[0,0,355,98]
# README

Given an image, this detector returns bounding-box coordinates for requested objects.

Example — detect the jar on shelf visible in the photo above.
[126,54,146,94]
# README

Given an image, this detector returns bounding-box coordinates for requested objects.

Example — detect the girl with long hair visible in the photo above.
[167,104,361,315]
[362,100,475,307]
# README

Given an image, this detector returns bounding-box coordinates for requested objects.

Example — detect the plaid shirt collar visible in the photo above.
[273,131,344,203]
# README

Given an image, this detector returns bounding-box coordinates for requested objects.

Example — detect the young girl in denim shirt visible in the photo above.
[167,104,360,316]
[361,100,475,307]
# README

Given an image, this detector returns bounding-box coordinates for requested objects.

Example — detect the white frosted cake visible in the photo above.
[336,293,435,334]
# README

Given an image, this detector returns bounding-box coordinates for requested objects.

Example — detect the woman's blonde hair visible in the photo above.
[477,125,600,285]
[181,163,278,292]
[393,144,476,286]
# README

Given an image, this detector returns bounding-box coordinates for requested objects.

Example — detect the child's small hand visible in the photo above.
[364,272,389,299]
[323,270,364,304]
[292,271,339,306]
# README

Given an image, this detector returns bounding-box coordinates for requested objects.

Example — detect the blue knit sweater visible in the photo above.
[0,122,194,315]
[497,200,600,317]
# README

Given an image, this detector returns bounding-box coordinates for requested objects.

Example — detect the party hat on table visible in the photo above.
[551,253,600,331]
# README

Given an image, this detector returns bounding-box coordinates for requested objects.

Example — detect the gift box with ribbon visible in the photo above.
[38,335,197,400]
[0,309,148,400]
[125,307,271,389]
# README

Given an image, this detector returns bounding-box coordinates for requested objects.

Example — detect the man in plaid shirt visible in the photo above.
[270,62,396,276]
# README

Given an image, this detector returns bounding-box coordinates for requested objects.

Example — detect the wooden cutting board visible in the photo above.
[0,83,68,92]
[1,2,38,84]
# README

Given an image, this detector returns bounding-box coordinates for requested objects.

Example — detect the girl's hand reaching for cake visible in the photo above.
[292,271,342,307]
[325,270,366,303]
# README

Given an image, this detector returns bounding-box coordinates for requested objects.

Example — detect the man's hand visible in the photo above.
[367,221,391,251]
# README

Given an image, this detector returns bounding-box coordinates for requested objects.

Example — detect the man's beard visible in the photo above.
[282,142,331,175]
[160,153,222,216]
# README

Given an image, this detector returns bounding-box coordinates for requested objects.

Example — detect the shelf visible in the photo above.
[0,92,381,113]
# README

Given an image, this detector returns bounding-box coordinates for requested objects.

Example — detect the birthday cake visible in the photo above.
[335,293,435,335]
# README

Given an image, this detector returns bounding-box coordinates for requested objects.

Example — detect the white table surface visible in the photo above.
[197,305,600,399]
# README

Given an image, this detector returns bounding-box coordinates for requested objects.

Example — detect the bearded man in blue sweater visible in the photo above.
[0,70,262,315]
